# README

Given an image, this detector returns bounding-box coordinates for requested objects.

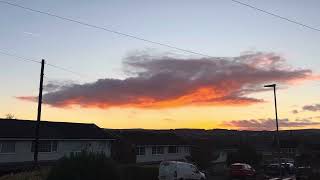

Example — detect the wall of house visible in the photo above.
[136,146,190,163]
[0,140,112,164]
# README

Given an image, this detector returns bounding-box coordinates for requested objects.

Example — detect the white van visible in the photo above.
[159,161,206,180]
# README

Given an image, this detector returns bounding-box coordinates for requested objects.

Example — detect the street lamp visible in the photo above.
[264,84,281,177]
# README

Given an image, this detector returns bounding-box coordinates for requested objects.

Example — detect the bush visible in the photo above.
[47,151,120,180]
[121,165,158,180]
[190,148,214,169]
[0,168,49,180]
[227,144,262,167]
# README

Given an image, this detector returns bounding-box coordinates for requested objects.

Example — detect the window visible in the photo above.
[136,146,145,156]
[184,146,190,153]
[0,141,15,153]
[152,146,164,154]
[168,146,178,153]
[31,141,58,152]
[52,141,58,152]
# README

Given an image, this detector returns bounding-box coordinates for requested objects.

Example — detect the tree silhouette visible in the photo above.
[5,113,15,119]
[227,144,262,166]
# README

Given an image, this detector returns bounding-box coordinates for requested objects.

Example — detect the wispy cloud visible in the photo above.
[163,118,175,122]
[303,104,320,112]
[223,118,320,130]
[17,51,317,109]
[23,31,40,37]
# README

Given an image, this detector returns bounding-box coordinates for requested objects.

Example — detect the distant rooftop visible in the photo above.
[108,129,189,146]
[0,118,114,140]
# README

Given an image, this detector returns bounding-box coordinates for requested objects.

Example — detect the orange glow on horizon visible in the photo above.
[5,82,320,131]
[38,86,261,109]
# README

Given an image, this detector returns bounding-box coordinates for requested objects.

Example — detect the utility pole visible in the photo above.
[264,84,281,178]
[34,59,45,168]
[273,85,282,178]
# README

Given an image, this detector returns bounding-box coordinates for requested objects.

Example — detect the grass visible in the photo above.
[0,168,50,180]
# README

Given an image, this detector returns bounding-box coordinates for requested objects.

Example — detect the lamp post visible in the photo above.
[264,84,281,178]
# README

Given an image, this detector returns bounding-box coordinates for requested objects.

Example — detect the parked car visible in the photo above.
[230,163,256,179]
[264,163,283,176]
[158,161,206,180]
[281,163,295,174]
[264,163,296,179]
[296,166,312,180]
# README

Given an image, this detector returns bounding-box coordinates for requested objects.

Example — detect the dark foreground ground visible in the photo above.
[207,174,297,180]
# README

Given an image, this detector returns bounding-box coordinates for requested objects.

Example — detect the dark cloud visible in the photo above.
[16,96,37,101]
[17,52,316,108]
[292,110,299,114]
[44,80,76,93]
[223,118,320,131]
[303,104,320,112]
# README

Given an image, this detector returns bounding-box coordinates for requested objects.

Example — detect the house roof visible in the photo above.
[110,130,189,146]
[0,119,114,140]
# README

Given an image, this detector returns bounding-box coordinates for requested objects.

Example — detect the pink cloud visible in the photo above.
[223,118,320,131]
[17,52,317,109]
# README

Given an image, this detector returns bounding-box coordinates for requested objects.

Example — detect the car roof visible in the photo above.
[231,163,249,166]
[161,161,192,165]
[269,163,279,165]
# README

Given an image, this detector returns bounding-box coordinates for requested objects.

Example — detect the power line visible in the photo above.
[231,0,320,32]
[0,49,41,64]
[46,63,89,78]
[0,48,88,78]
[0,0,211,58]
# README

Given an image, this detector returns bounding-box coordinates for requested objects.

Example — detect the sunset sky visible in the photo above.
[1,0,320,130]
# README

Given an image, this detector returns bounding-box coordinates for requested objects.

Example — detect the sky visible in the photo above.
[1,0,320,130]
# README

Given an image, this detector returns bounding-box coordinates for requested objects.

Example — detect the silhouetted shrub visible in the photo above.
[47,151,120,180]
[0,168,49,180]
[190,147,214,169]
[111,140,136,164]
[227,144,262,167]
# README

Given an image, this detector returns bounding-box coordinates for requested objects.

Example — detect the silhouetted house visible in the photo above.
[0,119,114,169]
[304,143,320,154]
[110,130,191,164]
[268,139,300,163]
[253,140,274,163]
[279,140,300,158]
